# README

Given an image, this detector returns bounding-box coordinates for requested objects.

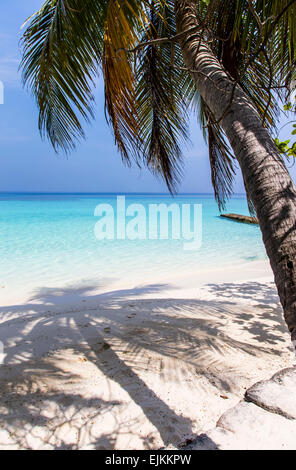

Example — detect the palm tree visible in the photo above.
[21,0,296,341]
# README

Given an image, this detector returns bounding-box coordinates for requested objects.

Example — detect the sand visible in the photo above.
[0,260,294,450]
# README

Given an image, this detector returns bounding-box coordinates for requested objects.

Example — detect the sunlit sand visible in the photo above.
[0,260,293,450]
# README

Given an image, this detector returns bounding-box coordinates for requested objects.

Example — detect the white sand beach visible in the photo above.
[0,259,294,450]
[3,0,296,451]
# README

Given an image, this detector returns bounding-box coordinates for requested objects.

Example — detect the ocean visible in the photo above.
[0,193,266,298]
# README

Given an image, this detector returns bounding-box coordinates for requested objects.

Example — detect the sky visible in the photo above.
[0,1,295,195]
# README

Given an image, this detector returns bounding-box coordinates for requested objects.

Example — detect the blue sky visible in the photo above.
[0,1,295,194]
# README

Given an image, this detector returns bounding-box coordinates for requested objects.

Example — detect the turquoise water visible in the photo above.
[0,193,266,292]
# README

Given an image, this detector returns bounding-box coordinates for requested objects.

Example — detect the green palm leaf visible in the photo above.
[134,0,192,191]
[21,0,110,152]
[21,0,296,206]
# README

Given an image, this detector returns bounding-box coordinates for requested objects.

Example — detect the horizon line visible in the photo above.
[0,191,247,196]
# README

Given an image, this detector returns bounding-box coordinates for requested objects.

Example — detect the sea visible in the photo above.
[0,193,266,299]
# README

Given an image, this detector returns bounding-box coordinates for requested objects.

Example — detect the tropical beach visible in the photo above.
[0,258,293,449]
[0,194,294,450]
[2,0,296,453]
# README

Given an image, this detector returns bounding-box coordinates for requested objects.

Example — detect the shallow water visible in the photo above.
[0,193,266,293]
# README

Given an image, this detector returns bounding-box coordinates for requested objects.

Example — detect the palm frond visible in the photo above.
[196,0,296,127]
[102,0,190,192]
[191,0,296,209]
[21,0,296,205]
[134,0,192,191]
[193,94,236,210]
[21,0,108,152]
[102,0,146,163]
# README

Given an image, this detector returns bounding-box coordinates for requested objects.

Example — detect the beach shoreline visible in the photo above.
[1,258,271,308]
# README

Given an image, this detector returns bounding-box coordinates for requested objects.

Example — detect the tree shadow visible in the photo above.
[0,279,290,449]
[205,281,287,345]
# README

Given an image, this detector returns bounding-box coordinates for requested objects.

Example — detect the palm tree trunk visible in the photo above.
[175,0,296,339]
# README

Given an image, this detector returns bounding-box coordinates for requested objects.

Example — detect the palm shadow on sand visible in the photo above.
[0,280,290,449]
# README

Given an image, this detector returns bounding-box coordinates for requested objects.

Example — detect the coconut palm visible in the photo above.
[21,0,296,340]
